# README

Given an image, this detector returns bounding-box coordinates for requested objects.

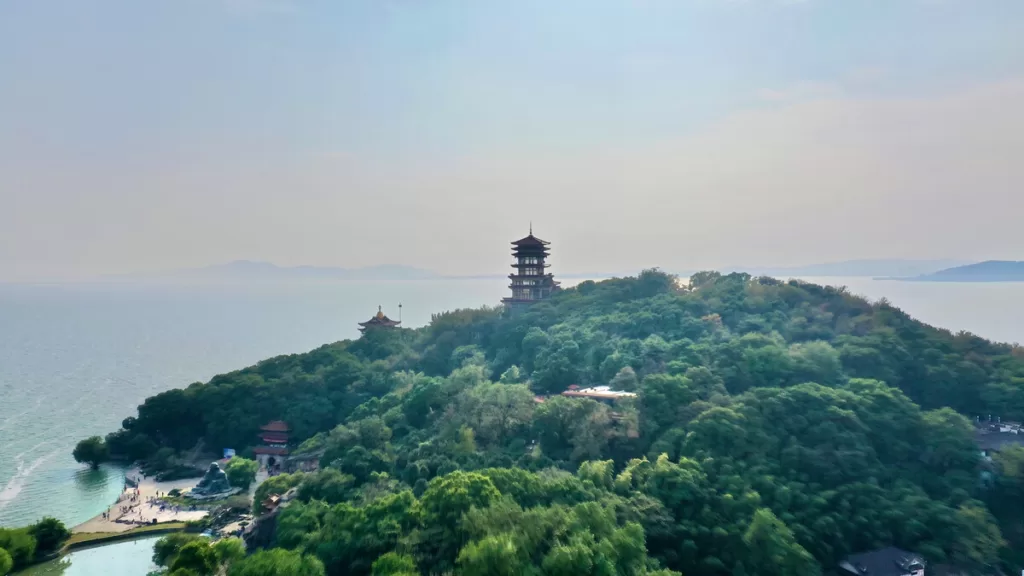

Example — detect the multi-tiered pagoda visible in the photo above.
[254,420,290,472]
[502,227,560,310]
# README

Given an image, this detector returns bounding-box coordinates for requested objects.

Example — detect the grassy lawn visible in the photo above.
[65,522,188,549]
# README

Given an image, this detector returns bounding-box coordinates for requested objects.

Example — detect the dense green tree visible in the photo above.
[459,534,529,576]
[296,468,356,504]
[229,548,326,576]
[0,528,35,569]
[224,457,259,489]
[169,540,219,576]
[455,382,535,447]
[153,533,202,567]
[950,504,1005,572]
[89,269,1024,575]
[72,436,109,469]
[28,517,70,556]
[742,508,820,576]
[0,548,13,576]
[213,537,246,567]
[371,552,418,576]
[419,471,499,529]
[609,366,639,391]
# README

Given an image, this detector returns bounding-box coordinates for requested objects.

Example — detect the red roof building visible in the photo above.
[258,421,290,445]
[254,421,290,469]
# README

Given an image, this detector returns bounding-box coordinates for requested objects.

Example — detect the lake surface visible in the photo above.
[0,279,509,530]
[1,276,1021,574]
[796,276,1024,345]
[15,536,161,575]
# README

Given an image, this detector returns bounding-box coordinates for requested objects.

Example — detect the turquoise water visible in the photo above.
[0,279,507,530]
[16,536,161,575]
[1,276,1022,574]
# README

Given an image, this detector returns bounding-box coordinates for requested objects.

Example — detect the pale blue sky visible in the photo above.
[2,1,1023,280]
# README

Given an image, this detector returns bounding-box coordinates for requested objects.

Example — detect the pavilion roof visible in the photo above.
[359,306,401,328]
[261,420,290,432]
[511,234,550,247]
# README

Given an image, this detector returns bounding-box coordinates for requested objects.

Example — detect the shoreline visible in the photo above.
[72,466,208,534]
[65,522,188,552]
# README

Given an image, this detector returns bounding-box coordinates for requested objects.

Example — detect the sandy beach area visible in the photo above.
[73,467,210,533]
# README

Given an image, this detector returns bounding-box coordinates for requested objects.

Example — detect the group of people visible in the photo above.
[101,485,146,523]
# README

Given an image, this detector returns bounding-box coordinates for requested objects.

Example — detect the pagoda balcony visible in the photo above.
[509,275,556,283]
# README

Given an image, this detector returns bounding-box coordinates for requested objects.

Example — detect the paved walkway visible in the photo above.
[73,467,210,533]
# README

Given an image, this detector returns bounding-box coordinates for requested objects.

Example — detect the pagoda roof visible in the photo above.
[511,234,550,247]
[261,420,290,432]
[358,306,401,329]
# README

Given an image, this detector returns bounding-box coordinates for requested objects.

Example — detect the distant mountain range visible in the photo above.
[126,260,440,282]
[720,259,972,279]
[110,258,1011,284]
[892,261,1024,282]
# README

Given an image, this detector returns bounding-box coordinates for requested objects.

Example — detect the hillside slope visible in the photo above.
[95,270,1024,576]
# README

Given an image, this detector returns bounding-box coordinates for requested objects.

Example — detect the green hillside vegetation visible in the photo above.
[0,517,71,573]
[91,270,1024,575]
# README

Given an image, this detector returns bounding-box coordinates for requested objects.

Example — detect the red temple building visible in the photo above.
[358,306,401,332]
[254,420,290,473]
[502,226,560,311]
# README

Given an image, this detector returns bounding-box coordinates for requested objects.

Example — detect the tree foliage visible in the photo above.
[229,548,326,576]
[91,270,1024,575]
[0,517,70,571]
[0,548,12,576]
[72,436,109,469]
[225,457,259,489]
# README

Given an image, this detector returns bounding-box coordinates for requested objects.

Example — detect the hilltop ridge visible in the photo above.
[82,270,1024,575]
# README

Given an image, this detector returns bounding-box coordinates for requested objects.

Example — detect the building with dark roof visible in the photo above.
[838,547,925,576]
[976,429,1024,457]
[502,226,560,311]
[358,306,401,332]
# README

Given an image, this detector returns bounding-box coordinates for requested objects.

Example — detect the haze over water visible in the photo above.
[0,279,506,528]
[0,276,1021,534]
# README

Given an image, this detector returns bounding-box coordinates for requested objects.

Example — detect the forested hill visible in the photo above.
[97,270,1024,576]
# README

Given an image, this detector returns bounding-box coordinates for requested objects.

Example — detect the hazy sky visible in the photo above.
[2,0,1023,281]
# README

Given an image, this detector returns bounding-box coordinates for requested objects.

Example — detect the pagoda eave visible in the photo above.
[502,298,541,304]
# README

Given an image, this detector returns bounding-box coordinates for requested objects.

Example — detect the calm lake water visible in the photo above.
[15,536,161,576]
[1,276,1021,574]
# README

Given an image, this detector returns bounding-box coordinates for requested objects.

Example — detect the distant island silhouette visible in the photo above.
[119,260,439,282]
[888,260,1024,282]
[720,259,971,279]
[106,258,1000,284]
